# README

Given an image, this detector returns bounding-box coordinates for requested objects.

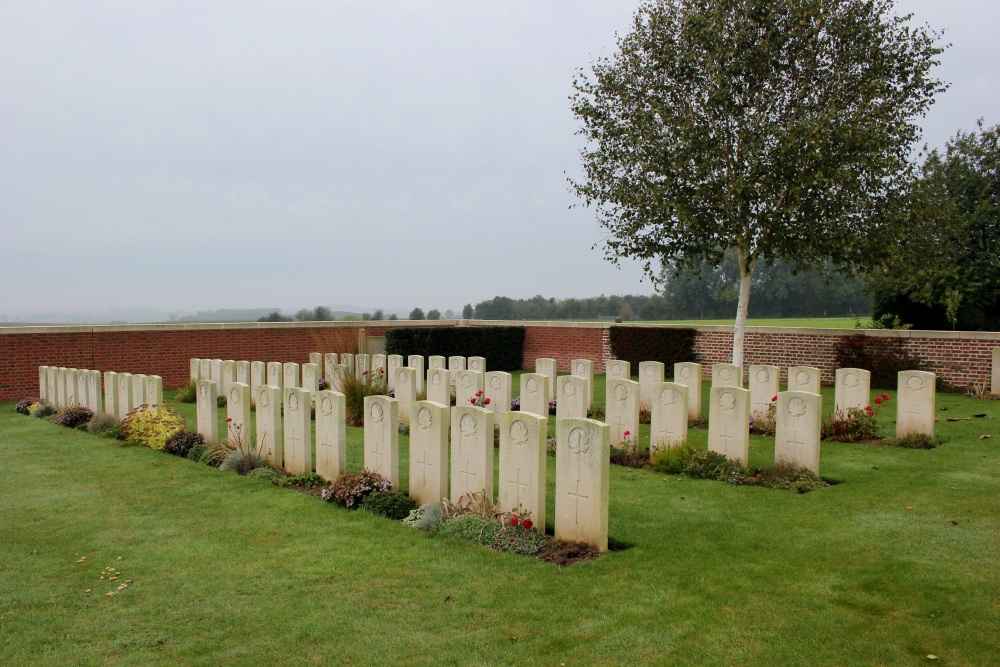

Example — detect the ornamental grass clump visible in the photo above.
[322,469,393,508]
[174,380,197,403]
[52,406,94,429]
[215,420,268,473]
[119,403,185,450]
[339,368,388,426]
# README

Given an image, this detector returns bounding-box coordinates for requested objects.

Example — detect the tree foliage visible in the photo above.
[870,122,1000,330]
[570,0,946,361]
[409,308,425,321]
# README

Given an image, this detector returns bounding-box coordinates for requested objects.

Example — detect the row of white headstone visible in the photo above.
[193,376,610,552]
[37,366,164,419]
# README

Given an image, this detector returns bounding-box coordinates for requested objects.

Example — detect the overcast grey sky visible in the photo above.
[1,0,997,318]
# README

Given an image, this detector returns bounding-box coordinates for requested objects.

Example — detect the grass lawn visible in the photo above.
[2,374,998,666]
[645,317,861,328]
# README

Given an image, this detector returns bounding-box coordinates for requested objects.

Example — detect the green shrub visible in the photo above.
[834,334,926,388]
[321,469,393,508]
[274,472,327,488]
[608,326,698,372]
[119,404,185,450]
[337,370,388,427]
[648,443,695,474]
[753,461,829,493]
[186,445,209,462]
[749,401,777,436]
[403,504,445,532]
[86,412,119,435]
[490,525,549,556]
[52,406,94,428]
[15,398,41,415]
[822,406,879,442]
[219,449,269,474]
[33,403,58,419]
[164,430,205,458]
[248,466,283,482]
[174,380,197,403]
[888,433,939,449]
[439,516,499,544]
[385,326,525,372]
[683,450,747,481]
[359,490,419,520]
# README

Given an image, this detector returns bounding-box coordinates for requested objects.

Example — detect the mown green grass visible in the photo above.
[2,376,998,666]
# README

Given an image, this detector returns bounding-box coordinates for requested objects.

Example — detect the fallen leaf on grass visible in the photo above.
[979,434,991,439]
[76,557,86,563]
[946,418,960,422]
[106,592,114,597]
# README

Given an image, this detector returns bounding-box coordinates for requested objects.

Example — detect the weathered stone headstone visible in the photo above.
[283,362,300,389]
[371,354,386,381]
[326,363,348,392]
[315,390,346,481]
[255,384,282,468]
[572,359,595,409]
[450,405,494,501]
[775,391,822,474]
[499,411,547,530]
[210,359,223,396]
[787,366,821,394]
[117,373,133,419]
[131,373,147,408]
[103,371,118,417]
[606,359,631,383]
[556,374,588,421]
[993,348,1000,396]
[426,367,451,423]
[606,378,640,447]
[56,367,67,408]
[267,361,283,390]
[448,356,467,374]
[485,371,511,415]
[428,355,446,370]
[639,361,665,409]
[46,367,57,406]
[712,363,742,388]
[339,353,354,379]
[196,379,218,443]
[66,369,79,407]
[145,375,163,409]
[536,358,557,401]
[324,353,339,381]
[407,355,425,394]
[455,369,484,408]
[708,386,750,465]
[519,373,549,418]
[834,368,871,412]
[283,387,312,475]
[302,362,320,397]
[88,370,103,414]
[236,361,250,387]
[77,369,90,409]
[673,362,703,421]
[190,359,201,381]
[651,381,688,451]
[221,360,237,396]
[309,352,322,367]
[409,400,449,506]
[38,366,48,402]
[897,370,936,437]
[395,367,417,425]
[364,396,399,486]
[356,353,371,380]
[468,356,486,374]
[555,418,610,553]
[227,382,251,438]
[748,365,779,418]
[250,361,265,400]
[199,359,211,384]
[387,355,403,390]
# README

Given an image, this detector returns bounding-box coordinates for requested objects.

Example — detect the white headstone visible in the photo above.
[315,390,346,481]
[267,361,283,390]
[455,369,484,408]
[426,367,451,418]
[250,361,266,400]
[651,381,688,451]
[556,375,588,421]
[395,366,417,425]
[227,382,251,439]
[639,361,666,409]
[199,359,211,384]
[56,367,67,408]
[519,373,549,418]
[499,411,547,530]
[387,355,403,390]
[323,353,339,381]
[255,384,283,468]
[210,359,223,396]
[117,373,133,419]
[236,361,250,387]
[555,418,610,553]
[145,375,163,410]
[196,379,218,443]
[409,400,449,506]
[302,363,320,397]
[221,360,237,396]
[39,366,48,401]
[572,359,595,409]
[485,371,512,415]
[283,362,300,389]
[77,369,90,410]
[468,356,486,374]
[708,386,750,465]
[371,354,386,382]
[65,369,79,407]
[46,367,57,406]
[356,353,371,380]
[450,405,495,502]
[189,359,201,381]
[428,355,446,370]
[339,353,355,379]
[835,368,871,412]
[897,370,936,437]
[327,363,349,392]
[606,359,631,383]
[775,391,822,474]
[364,396,399,486]
[787,366,821,394]
[283,387,312,475]
[103,371,118,417]
[606,379,640,448]
[87,370,103,414]
[712,363,742,388]
[131,373,146,409]
[535,358,557,401]
[309,352,323,367]
[749,365,780,418]
[993,348,1000,396]
[673,362,703,421]
[407,355,425,394]
[448,356,467,374]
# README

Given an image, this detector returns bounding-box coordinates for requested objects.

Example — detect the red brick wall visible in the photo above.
[2,321,997,400]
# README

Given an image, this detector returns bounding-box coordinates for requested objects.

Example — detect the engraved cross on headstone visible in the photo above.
[415,449,433,487]
[509,467,529,509]
[567,478,589,525]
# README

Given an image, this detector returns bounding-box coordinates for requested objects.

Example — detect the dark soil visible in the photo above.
[536,540,601,566]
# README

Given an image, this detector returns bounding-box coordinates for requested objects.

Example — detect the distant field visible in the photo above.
[647,317,860,328]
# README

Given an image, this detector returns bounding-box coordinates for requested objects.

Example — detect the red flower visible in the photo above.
[865,406,872,411]
[362,371,368,376]
[623,430,630,437]
[225,417,232,422]
[882,394,890,401]
[484,398,491,405]
[771,396,778,402]
[509,515,519,526]
[469,397,476,404]
[875,397,883,405]
[522,518,533,530]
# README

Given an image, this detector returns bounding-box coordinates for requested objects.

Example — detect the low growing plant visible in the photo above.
[32,403,58,419]
[119,403,185,450]
[174,380,197,403]
[403,504,445,532]
[888,433,940,449]
[52,406,94,429]
[321,469,393,508]
[648,442,695,474]
[248,466,283,483]
[163,430,205,458]
[749,397,777,436]
[359,490,419,520]
[274,472,327,489]
[610,431,648,469]
[15,398,41,415]
[86,412,120,435]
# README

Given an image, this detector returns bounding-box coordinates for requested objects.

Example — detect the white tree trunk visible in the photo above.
[732,250,753,368]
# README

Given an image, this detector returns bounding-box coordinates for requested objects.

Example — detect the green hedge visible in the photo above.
[608,326,698,376]
[385,326,525,372]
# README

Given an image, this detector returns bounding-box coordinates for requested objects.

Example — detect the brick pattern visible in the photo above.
[2,321,997,400]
